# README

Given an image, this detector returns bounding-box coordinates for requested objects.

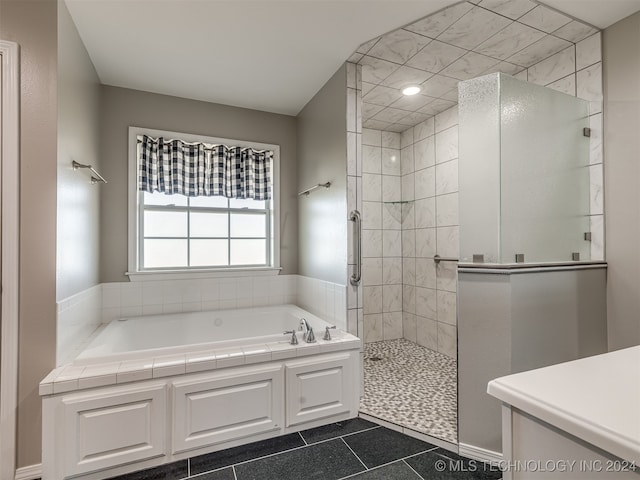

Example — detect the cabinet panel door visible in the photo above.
[62,383,167,476]
[285,353,356,427]
[172,364,283,454]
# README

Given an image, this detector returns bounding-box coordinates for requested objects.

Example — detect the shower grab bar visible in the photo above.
[72,160,108,184]
[349,210,361,286]
[434,254,458,264]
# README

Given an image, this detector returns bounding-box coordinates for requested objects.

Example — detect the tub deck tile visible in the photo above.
[78,362,120,389]
[153,354,186,378]
[267,342,297,361]
[186,351,217,373]
[214,348,245,368]
[117,359,154,383]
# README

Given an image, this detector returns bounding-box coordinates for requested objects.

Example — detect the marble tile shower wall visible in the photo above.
[360,128,403,343]
[513,31,604,260]
[400,108,459,359]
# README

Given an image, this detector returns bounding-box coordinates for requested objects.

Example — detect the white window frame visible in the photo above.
[127,126,281,281]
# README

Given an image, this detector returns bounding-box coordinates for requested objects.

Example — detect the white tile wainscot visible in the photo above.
[41,333,361,480]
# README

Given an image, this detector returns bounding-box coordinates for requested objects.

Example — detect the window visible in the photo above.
[128,127,280,278]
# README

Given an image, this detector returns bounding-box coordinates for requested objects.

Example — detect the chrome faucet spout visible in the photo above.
[299,318,310,335]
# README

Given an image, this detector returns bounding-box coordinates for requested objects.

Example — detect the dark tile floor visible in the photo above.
[107,418,502,480]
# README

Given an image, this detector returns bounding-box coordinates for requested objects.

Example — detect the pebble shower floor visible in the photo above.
[360,339,458,444]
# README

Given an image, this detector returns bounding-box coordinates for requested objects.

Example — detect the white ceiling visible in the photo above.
[66,0,640,117]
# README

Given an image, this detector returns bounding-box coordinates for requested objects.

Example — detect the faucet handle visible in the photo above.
[305,327,317,343]
[323,325,337,341]
[283,330,298,345]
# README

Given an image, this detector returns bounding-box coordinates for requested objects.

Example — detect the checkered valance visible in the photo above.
[138,135,272,200]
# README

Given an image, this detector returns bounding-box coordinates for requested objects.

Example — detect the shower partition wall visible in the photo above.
[457,73,607,458]
[459,73,591,265]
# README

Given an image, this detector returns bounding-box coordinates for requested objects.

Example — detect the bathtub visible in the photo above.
[41,303,361,480]
[74,304,333,365]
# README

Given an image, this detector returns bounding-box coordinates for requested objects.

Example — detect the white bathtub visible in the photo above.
[74,304,332,365]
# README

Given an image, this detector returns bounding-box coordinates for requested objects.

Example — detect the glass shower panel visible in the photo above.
[459,73,591,264]
[459,73,501,263]
[500,75,590,263]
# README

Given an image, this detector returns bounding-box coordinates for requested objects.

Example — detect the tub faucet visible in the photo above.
[299,318,310,335]
[299,318,316,343]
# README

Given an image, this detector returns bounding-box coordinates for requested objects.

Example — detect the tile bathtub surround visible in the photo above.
[56,284,103,365]
[57,274,349,368]
[40,332,361,396]
[360,339,458,444]
[107,418,499,480]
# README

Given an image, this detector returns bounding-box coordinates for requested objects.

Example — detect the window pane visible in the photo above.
[190,212,228,237]
[230,239,266,265]
[143,191,188,207]
[144,239,187,268]
[144,211,187,237]
[229,198,266,210]
[190,195,228,208]
[230,214,266,238]
[190,240,228,266]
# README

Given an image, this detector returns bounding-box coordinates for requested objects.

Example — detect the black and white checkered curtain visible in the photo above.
[138,135,272,200]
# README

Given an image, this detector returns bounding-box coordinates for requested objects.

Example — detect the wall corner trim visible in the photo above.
[0,39,21,480]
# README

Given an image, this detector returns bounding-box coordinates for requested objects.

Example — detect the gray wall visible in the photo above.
[0,0,59,468]
[603,12,640,351]
[458,267,607,453]
[57,1,101,300]
[296,65,348,285]
[99,86,298,282]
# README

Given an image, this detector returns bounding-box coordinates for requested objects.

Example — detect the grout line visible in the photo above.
[298,431,308,445]
[403,458,427,480]
[232,465,238,480]
[336,446,439,480]
[340,437,369,471]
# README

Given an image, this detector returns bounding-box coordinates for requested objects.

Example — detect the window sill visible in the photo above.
[125,267,282,282]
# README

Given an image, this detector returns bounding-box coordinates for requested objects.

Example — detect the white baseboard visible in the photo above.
[458,442,503,465]
[15,464,42,480]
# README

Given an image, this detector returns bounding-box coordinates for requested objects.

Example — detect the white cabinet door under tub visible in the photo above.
[285,352,360,428]
[42,382,167,479]
[172,364,284,454]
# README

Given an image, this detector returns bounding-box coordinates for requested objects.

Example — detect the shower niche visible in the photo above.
[458,73,592,265]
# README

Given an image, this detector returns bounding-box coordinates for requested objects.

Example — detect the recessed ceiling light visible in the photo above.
[402,85,421,96]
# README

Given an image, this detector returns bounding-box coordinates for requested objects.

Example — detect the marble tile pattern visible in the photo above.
[399,109,460,358]
[355,0,600,133]
[360,339,458,443]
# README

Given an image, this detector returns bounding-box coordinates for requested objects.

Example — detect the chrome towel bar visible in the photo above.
[298,182,331,197]
[72,160,107,184]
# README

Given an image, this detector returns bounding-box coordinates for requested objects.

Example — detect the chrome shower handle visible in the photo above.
[349,210,361,286]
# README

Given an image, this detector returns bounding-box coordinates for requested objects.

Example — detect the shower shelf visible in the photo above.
[382,200,414,205]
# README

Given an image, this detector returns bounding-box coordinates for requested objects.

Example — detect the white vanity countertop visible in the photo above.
[488,346,640,465]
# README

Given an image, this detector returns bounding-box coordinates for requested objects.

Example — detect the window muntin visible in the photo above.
[139,192,271,270]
